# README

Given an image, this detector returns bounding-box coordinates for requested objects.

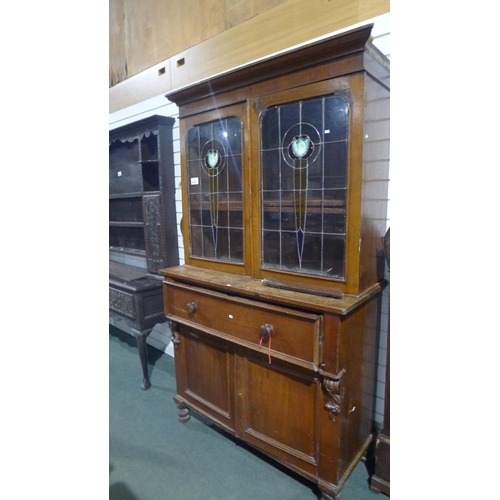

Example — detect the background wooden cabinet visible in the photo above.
[109,115,178,272]
[109,115,179,389]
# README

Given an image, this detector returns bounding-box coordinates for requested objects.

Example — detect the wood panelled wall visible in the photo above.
[109,0,389,113]
[110,0,288,87]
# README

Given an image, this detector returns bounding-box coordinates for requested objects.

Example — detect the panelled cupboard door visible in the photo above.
[173,324,329,480]
[235,350,324,478]
[173,325,236,433]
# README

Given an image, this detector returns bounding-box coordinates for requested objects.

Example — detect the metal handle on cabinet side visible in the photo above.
[186,302,197,316]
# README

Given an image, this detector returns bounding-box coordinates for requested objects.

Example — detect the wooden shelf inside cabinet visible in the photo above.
[189,201,243,211]
[109,221,144,228]
[109,246,146,256]
[109,115,179,390]
[162,24,389,500]
[263,200,346,214]
[190,201,345,214]
[109,192,143,199]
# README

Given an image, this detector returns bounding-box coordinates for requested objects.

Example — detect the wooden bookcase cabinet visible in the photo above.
[109,115,179,390]
[160,25,389,499]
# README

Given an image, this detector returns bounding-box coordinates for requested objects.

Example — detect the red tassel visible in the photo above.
[259,336,272,364]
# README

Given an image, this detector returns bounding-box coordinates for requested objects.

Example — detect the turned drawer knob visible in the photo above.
[260,323,274,339]
[186,302,197,315]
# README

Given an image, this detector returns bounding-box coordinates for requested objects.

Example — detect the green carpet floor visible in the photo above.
[110,325,384,500]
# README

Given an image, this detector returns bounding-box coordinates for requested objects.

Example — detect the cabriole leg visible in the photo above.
[132,329,151,390]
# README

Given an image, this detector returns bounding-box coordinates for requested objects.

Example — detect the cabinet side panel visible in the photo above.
[158,121,180,268]
[337,296,380,473]
[360,74,389,291]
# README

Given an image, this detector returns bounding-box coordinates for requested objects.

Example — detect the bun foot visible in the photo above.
[175,400,190,423]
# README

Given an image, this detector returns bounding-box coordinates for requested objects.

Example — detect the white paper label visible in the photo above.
[117,171,122,177]
[191,177,199,185]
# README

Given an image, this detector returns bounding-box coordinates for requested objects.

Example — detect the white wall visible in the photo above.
[109,12,390,426]
[370,13,390,429]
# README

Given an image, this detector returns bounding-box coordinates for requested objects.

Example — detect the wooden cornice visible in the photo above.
[166,25,373,107]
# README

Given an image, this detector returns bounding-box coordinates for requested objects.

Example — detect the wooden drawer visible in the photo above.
[164,281,322,370]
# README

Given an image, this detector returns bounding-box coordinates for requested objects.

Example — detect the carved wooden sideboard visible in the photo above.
[161,25,389,499]
[109,115,178,389]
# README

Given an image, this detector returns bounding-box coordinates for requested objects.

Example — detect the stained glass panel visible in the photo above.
[260,94,349,278]
[187,117,243,263]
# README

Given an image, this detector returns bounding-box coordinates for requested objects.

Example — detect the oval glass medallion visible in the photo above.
[206,149,220,169]
[201,139,226,175]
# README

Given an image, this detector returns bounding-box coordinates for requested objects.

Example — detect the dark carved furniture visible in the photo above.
[109,115,178,389]
[161,25,389,499]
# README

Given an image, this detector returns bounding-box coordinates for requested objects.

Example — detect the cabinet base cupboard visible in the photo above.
[161,25,389,500]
